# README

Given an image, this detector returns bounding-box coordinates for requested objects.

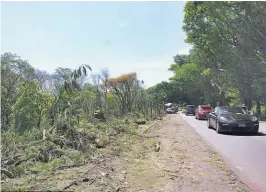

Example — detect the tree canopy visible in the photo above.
[148,1,266,116]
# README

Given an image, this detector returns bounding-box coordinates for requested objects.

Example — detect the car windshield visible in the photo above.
[187,106,195,109]
[201,106,212,110]
[219,107,247,115]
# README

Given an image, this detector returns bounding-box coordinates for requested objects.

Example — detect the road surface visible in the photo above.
[180,113,266,192]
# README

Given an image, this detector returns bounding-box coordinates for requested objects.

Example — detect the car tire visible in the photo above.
[216,121,222,134]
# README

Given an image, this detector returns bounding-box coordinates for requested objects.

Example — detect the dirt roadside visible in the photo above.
[118,114,250,192]
[2,114,251,192]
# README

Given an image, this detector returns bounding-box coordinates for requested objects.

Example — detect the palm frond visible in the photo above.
[83,66,87,76]
[84,64,92,71]
[78,67,82,77]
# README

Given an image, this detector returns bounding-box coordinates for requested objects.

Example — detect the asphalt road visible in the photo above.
[180,113,266,192]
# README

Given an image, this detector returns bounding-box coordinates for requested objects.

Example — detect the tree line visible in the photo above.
[148,1,266,118]
[1,52,164,135]
[1,52,167,180]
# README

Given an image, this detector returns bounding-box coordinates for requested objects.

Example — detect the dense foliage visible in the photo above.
[148,1,266,117]
[1,52,164,181]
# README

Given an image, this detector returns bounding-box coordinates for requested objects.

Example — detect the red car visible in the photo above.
[195,105,212,120]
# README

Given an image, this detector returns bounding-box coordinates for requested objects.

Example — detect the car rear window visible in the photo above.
[201,106,212,110]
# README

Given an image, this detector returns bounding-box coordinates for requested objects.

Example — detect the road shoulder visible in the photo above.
[120,114,250,191]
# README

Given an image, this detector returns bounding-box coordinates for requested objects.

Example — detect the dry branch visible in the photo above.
[141,123,155,135]
[1,168,13,178]
[19,139,46,149]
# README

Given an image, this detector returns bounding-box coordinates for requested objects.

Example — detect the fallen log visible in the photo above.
[1,168,13,178]
[135,119,146,125]
[141,123,155,135]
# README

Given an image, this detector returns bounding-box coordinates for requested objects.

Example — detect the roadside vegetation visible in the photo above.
[1,52,164,188]
[1,1,265,191]
[148,2,266,119]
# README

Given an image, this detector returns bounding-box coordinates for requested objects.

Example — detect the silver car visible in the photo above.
[166,107,176,114]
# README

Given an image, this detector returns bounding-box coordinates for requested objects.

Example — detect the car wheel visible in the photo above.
[195,115,197,119]
[216,121,222,134]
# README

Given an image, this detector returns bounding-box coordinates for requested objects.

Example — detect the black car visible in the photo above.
[185,105,195,116]
[207,106,259,134]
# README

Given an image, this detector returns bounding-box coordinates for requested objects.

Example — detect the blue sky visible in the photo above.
[1,1,191,87]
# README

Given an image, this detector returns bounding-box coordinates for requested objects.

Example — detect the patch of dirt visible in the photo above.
[119,114,250,192]
[1,115,250,192]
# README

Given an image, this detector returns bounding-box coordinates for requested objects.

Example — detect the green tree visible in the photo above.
[1,53,34,131]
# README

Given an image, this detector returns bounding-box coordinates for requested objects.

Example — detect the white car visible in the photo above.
[166,107,176,114]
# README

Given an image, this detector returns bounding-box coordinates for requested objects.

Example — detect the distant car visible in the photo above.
[195,105,212,120]
[185,105,195,116]
[207,106,259,134]
[166,107,176,114]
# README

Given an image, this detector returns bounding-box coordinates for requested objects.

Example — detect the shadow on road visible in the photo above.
[208,127,266,136]
[166,112,179,114]
[196,119,207,121]
[222,132,266,137]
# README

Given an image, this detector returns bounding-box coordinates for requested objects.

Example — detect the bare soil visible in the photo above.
[2,114,250,192]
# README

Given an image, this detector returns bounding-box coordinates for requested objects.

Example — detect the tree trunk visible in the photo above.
[76,114,80,125]
[150,101,153,119]
[244,99,252,111]
[256,100,261,116]
[37,115,41,129]
[220,91,228,106]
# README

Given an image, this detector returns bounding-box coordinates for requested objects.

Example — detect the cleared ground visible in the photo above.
[2,114,250,192]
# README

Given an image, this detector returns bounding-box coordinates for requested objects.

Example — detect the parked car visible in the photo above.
[166,107,176,114]
[207,106,259,134]
[195,105,212,120]
[185,105,195,116]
